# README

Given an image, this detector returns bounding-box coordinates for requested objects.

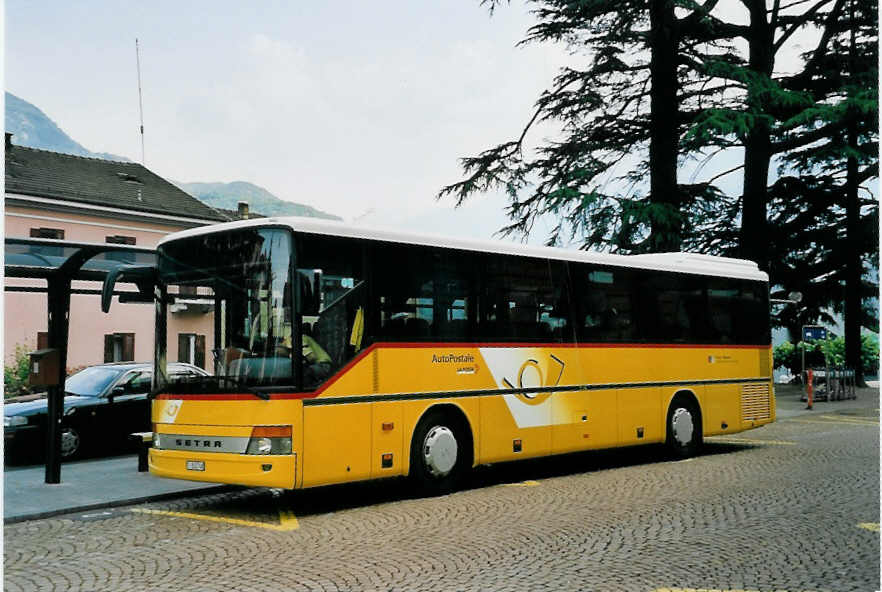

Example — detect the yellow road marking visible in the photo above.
[131,508,299,531]
[817,414,880,425]
[652,588,815,592]
[709,438,795,446]
[788,418,878,427]
[503,480,540,487]
[278,509,299,529]
[858,522,880,532]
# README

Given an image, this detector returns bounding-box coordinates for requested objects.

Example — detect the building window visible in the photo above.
[104,333,135,363]
[37,331,49,350]
[178,334,205,368]
[106,236,137,263]
[30,227,64,240]
[106,235,136,245]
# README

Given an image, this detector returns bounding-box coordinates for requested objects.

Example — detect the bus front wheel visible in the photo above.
[409,410,470,495]
[665,397,702,458]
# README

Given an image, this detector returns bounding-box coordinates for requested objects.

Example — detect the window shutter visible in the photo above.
[122,333,135,361]
[30,228,64,239]
[104,335,114,363]
[37,332,49,350]
[195,335,206,369]
[178,334,188,363]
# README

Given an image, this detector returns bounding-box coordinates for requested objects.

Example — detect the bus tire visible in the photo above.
[665,395,702,458]
[409,409,470,495]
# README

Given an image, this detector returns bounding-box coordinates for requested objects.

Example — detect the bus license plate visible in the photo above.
[186,460,205,471]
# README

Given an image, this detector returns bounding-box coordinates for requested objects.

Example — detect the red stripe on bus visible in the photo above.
[155,341,770,401]
[370,342,770,350]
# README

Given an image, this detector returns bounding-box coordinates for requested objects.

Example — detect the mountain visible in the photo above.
[177,181,342,221]
[4,92,130,161]
[5,92,340,221]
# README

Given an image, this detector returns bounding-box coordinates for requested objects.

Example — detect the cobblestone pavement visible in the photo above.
[5,408,879,592]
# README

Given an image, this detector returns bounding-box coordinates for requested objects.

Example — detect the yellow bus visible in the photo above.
[141,217,774,493]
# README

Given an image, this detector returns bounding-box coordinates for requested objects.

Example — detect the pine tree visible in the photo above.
[772,0,879,383]
[439,0,737,253]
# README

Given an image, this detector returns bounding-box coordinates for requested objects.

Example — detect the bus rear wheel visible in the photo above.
[409,410,470,495]
[665,397,701,458]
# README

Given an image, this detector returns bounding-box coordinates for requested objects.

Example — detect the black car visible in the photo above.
[4,362,208,462]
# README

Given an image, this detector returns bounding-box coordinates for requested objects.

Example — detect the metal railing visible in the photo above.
[803,366,857,401]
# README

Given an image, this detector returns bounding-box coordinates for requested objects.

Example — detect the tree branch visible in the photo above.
[708,163,746,184]
[770,0,782,32]
[774,0,836,52]
[772,119,850,153]
[780,0,846,89]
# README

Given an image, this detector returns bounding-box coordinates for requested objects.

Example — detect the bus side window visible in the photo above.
[708,284,736,343]
[374,245,434,341]
[578,267,635,343]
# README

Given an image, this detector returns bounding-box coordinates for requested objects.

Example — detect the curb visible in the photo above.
[4,484,236,525]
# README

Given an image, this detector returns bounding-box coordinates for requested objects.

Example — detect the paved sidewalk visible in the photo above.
[3,383,876,524]
[773,382,878,418]
[3,454,228,523]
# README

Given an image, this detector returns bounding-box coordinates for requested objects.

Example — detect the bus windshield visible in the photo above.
[157,227,294,390]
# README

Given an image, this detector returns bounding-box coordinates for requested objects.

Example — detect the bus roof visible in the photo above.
[159,216,768,282]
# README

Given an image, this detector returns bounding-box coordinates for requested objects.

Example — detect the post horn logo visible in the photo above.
[501,354,565,406]
[160,400,182,423]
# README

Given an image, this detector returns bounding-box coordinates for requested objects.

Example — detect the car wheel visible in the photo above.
[60,426,82,460]
[665,397,701,458]
[409,410,471,495]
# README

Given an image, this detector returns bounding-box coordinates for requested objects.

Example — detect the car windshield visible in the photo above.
[65,367,125,397]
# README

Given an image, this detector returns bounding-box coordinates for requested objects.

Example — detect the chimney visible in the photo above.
[237,201,249,220]
[5,133,12,149]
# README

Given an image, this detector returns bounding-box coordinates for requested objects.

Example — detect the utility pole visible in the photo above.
[135,38,146,165]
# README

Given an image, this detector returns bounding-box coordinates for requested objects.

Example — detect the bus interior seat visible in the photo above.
[384,316,407,338]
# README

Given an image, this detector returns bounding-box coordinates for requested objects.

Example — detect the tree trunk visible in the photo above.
[740,0,774,271]
[844,121,864,385]
[647,0,681,253]
[844,1,864,386]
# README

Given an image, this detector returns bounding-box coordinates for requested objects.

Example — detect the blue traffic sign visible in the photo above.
[803,326,828,341]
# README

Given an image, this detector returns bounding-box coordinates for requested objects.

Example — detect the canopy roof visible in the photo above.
[5,237,156,282]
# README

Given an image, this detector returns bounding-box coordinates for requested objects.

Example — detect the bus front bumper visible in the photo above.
[149,448,296,489]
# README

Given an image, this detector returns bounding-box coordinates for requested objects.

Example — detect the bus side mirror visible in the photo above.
[297,269,322,316]
[101,265,157,313]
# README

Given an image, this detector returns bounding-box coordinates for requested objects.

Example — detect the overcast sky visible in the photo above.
[5,1,575,239]
[5,2,836,245]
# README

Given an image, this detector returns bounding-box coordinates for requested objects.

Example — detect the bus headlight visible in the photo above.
[257,438,272,454]
[245,426,292,455]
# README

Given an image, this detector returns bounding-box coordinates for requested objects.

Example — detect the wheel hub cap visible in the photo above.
[423,426,458,477]
[671,408,694,446]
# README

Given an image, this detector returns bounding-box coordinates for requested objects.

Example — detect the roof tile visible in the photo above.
[5,144,229,222]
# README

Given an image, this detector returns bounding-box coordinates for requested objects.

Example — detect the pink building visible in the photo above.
[4,134,231,372]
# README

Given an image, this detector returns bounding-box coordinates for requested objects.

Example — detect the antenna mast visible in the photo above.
[135,38,146,165]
